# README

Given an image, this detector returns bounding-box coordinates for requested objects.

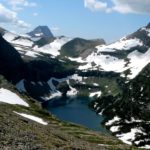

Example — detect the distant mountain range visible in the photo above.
[0,23,150,149]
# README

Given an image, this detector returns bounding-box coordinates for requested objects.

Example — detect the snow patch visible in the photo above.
[25,51,41,58]
[116,128,143,145]
[78,52,126,72]
[35,33,43,37]
[68,57,85,63]
[34,37,72,57]
[3,32,17,42]
[98,109,105,115]
[78,63,92,70]
[140,145,150,149]
[0,88,29,107]
[110,126,120,132]
[89,91,101,98]
[42,92,62,100]
[105,116,121,126]
[67,86,78,96]
[71,74,83,82]
[14,111,48,125]
[96,38,143,52]
[126,49,150,79]
[12,38,33,47]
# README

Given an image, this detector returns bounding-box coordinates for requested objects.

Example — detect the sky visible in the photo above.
[0,0,150,43]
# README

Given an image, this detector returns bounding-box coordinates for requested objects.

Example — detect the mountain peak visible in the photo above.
[27,25,54,38]
[146,22,150,28]
[37,25,49,29]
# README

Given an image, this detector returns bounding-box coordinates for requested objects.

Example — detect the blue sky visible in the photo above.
[0,0,150,43]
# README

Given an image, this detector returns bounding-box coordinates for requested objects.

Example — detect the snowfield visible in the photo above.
[116,128,144,145]
[96,38,143,52]
[77,43,150,79]
[3,32,33,47]
[82,52,126,72]
[3,32,17,42]
[34,37,72,57]
[126,49,150,79]
[11,38,33,47]
[14,111,48,125]
[0,88,29,107]
[24,51,41,58]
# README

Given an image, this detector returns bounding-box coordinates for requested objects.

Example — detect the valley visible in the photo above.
[0,22,150,149]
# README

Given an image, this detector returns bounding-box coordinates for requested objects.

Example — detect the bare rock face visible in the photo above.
[0,35,24,82]
[61,37,106,58]
[27,26,54,38]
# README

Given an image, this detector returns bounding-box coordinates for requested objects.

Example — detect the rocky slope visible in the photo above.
[60,37,105,58]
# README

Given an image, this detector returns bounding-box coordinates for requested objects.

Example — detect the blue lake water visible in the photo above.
[45,97,108,133]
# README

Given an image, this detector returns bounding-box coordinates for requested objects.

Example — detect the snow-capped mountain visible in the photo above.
[0,27,72,59]
[0,26,106,60]
[27,25,54,38]
[69,23,150,80]
[90,23,150,149]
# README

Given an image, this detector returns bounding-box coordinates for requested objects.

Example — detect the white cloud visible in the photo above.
[84,0,108,12]
[112,0,150,14]
[0,3,30,28]
[7,0,37,11]
[0,3,16,22]
[84,0,150,14]
[16,20,30,28]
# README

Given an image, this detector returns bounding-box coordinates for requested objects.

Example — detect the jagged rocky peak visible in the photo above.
[146,22,150,28]
[125,22,150,48]
[27,25,54,38]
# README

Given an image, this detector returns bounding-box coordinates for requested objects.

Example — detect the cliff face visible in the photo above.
[0,36,24,82]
